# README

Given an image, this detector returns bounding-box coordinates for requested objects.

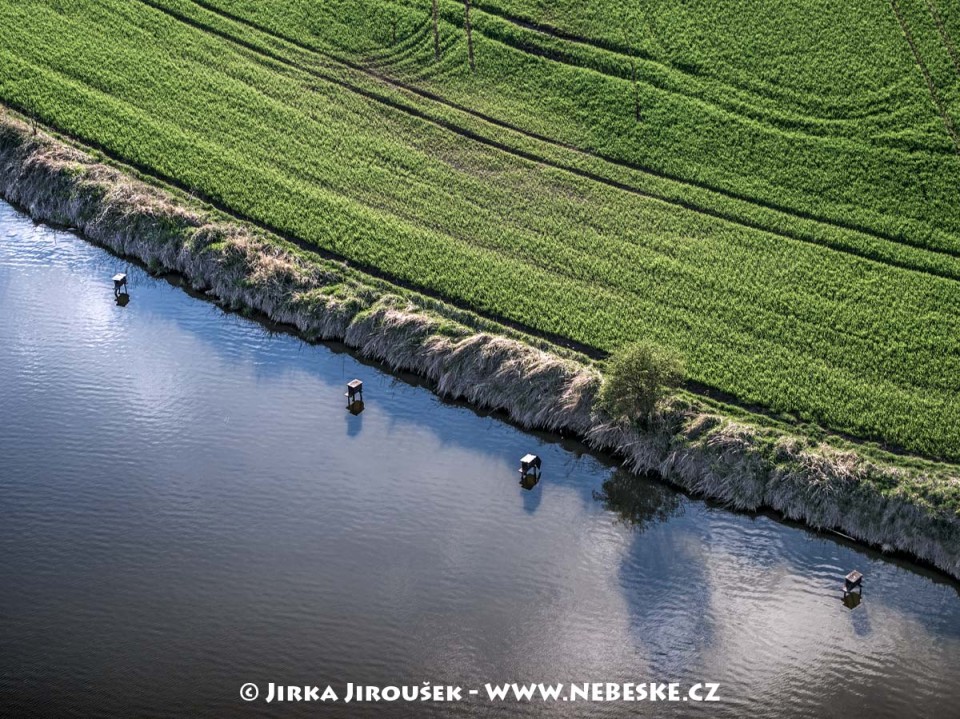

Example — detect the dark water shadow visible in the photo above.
[593,468,685,533]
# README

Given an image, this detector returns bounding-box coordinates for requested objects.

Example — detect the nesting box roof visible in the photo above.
[112,273,127,282]
[846,570,863,583]
[347,379,363,389]
[521,454,539,464]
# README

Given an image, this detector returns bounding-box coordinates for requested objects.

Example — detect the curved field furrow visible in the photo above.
[889,0,960,152]
[462,0,913,129]
[469,0,920,120]
[406,0,935,156]
[926,0,960,78]
[364,23,432,67]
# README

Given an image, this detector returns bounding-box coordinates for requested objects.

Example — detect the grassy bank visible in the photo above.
[3,1,960,460]
[3,116,959,579]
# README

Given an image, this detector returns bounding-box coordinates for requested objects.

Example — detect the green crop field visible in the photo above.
[2,0,959,461]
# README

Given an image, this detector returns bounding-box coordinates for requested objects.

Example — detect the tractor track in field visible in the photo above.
[134,0,960,283]
[926,0,960,78]
[365,22,433,70]
[889,0,960,153]
[461,0,895,123]
[405,0,924,150]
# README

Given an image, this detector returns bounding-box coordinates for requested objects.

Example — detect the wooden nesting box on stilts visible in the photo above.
[346,379,364,411]
[843,570,863,597]
[519,454,541,478]
[519,454,542,490]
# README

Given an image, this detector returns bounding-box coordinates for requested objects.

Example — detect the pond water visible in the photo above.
[1,200,959,718]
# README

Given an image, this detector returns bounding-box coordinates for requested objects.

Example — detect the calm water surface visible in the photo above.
[1,201,959,718]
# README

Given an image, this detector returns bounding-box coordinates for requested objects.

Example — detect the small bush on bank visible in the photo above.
[599,342,684,423]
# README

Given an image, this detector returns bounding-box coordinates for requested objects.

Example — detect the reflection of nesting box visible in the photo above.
[519,453,541,478]
[520,473,539,491]
[842,592,862,610]
[843,570,863,596]
[346,379,363,406]
[112,273,127,294]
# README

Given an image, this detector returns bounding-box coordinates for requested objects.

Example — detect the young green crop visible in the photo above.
[196,0,960,247]
[1,0,959,461]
